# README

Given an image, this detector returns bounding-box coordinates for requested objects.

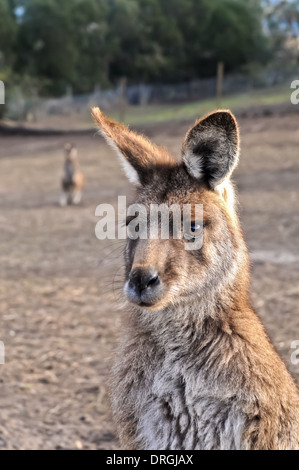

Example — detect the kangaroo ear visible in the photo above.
[92,107,174,185]
[182,110,240,189]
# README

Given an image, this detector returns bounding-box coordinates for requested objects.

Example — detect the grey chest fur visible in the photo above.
[134,365,246,450]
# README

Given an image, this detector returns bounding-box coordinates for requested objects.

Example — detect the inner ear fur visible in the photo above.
[182,110,240,189]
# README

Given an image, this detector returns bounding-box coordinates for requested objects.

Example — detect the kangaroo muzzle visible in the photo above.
[126,267,163,307]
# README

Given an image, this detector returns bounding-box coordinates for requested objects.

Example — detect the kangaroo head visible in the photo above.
[93,108,249,312]
[64,143,78,164]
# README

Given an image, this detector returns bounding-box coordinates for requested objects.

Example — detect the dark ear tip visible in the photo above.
[208,109,235,117]
[213,109,235,115]
[216,109,238,123]
[195,110,239,142]
[182,109,240,183]
[202,109,237,126]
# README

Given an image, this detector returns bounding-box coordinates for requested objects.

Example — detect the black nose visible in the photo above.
[127,268,162,306]
[129,268,160,294]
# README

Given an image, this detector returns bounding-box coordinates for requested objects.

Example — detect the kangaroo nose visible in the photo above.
[129,268,160,294]
[127,268,162,306]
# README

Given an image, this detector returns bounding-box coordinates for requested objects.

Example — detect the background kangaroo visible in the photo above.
[60,143,85,206]
[93,107,299,450]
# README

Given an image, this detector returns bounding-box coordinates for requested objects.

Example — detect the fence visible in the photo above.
[3,66,299,122]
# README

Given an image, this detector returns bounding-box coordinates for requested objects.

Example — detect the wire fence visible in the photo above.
[4,66,299,122]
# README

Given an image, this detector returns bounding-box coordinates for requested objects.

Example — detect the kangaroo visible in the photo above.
[92,107,299,450]
[60,143,85,206]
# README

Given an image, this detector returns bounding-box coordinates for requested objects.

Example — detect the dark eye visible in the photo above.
[184,222,204,240]
[191,223,200,232]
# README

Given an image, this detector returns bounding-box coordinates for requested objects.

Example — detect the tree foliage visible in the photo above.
[0,0,270,95]
[0,0,17,69]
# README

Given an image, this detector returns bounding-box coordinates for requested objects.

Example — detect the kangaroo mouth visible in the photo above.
[126,291,171,312]
[126,293,164,309]
[138,301,154,308]
[124,274,165,309]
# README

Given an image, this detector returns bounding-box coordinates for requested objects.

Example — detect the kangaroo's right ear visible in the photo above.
[92,107,174,185]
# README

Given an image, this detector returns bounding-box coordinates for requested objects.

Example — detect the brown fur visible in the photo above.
[93,108,299,450]
[92,108,175,185]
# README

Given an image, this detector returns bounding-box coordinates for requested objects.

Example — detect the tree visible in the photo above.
[107,0,183,83]
[16,0,79,94]
[167,0,269,79]
[0,0,17,69]
[263,0,299,66]
[12,0,270,93]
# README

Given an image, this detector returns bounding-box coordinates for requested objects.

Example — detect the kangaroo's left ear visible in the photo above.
[182,110,240,189]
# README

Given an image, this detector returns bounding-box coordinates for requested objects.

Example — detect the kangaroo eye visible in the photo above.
[184,222,204,240]
[191,223,200,232]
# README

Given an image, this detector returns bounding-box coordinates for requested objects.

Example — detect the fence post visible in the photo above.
[118,77,127,122]
[216,62,224,109]
[66,85,73,98]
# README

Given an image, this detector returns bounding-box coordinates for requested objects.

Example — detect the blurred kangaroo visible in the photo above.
[60,143,85,206]
[93,107,299,450]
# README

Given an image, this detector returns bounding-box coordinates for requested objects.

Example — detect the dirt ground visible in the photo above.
[0,113,299,450]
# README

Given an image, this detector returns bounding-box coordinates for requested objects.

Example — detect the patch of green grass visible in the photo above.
[108,84,291,126]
